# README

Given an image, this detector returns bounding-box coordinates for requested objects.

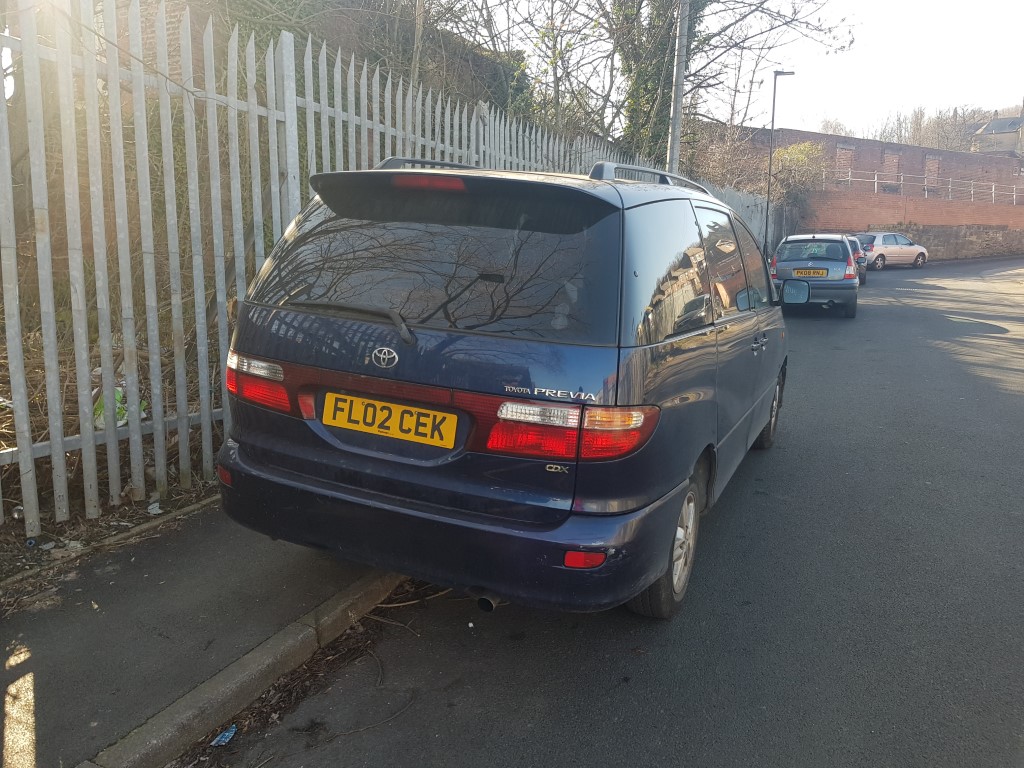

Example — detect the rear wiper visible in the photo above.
[282,300,417,346]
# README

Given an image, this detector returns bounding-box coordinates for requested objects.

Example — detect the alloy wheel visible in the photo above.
[671,489,699,593]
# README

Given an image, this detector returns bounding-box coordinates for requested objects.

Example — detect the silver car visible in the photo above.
[855,232,928,270]
[771,234,860,318]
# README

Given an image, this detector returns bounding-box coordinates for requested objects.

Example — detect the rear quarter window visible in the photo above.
[621,199,711,345]
[248,174,622,345]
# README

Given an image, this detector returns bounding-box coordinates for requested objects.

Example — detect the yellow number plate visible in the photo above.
[321,393,457,449]
[793,269,828,277]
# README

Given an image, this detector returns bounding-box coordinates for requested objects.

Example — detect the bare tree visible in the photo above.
[819,118,856,137]
[420,0,849,157]
[866,105,1015,152]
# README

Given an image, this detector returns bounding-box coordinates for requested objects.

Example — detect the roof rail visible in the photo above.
[375,156,476,170]
[588,161,709,194]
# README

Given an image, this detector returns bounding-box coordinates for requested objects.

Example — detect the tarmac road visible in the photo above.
[207,257,1024,768]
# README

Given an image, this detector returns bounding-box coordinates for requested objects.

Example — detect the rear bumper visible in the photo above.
[217,440,683,612]
[775,280,857,305]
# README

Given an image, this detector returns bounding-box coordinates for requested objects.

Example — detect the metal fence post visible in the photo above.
[277,31,302,221]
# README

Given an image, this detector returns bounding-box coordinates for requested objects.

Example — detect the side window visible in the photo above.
[695,207,748,320]
[622,200,712,345]
[883,234,898,245]
[732,216,772,310]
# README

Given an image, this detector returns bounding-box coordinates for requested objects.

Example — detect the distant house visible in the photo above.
[971,117,1024,157]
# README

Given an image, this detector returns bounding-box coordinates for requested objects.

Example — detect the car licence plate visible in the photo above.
[793,269,828,277]
[321,393,457,449]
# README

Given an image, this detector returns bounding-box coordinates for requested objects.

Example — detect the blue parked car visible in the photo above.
[218,158,806,619]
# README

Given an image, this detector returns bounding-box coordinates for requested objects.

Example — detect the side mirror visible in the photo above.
[856,256,867,266]
[780,279,810,305]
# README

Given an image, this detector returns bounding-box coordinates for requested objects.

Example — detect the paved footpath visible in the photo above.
[1,501,401,768]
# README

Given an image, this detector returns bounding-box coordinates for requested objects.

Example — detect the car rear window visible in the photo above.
[856,234,876,245]
[776,240,848,261]
[248,173,622,345]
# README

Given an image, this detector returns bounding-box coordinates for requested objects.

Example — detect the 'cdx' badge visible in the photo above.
[371,347,398,369]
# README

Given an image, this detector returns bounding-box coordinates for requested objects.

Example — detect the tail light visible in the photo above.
[844,257,858,279]
[455,392,659,461]
[580,407,659,459]
[227,349,660,461]
[226,351,292,413]
[768,255,777,278]
[485,402,581,460]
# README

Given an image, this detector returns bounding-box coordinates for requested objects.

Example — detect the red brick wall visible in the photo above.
[802,191,1024,260]
[753,128,1024,188]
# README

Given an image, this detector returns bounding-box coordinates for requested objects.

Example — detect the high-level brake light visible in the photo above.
[391,175,467,192]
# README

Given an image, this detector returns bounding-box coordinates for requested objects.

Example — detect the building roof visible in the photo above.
[973,117,1024,136]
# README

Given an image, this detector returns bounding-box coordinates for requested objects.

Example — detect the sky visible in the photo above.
[755,0,1023,136]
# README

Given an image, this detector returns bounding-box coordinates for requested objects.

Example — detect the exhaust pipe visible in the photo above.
[476,594,500,612]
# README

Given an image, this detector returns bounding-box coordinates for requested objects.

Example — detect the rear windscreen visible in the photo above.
[776,240,848,262]
[856,234,876,245]
[248,174,622,345]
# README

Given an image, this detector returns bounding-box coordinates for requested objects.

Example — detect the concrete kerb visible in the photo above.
[81,570,406,768]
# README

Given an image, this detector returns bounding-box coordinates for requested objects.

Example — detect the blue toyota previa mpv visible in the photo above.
[218,158,806,619]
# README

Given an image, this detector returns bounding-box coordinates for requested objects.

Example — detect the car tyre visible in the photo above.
[844,299,857,318]
[859,271,866,286]
[913,253,926,268]
[626,464,706,620]
[873,255,885,270]
[753,378,782,450]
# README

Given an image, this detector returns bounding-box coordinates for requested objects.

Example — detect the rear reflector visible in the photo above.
[391,174,467,192]
[297,390,316,420]
[216,465,233,486]
[564,551,607,569]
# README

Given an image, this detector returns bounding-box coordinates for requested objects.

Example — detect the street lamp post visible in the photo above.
[763,69,795,256]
